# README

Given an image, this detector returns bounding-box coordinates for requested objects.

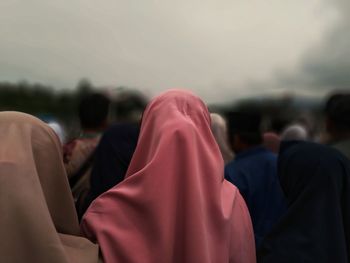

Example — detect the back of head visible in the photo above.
[79,92,110,130]
[127,89,219,174]
[113,90,148,123]
[280,124,308,141]
[226,111,263,151]
[325,93,350,137]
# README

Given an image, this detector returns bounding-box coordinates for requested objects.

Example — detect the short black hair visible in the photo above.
[79,93,110,129]
[226,111,263,145]
[236,132,263,145]
[325,93,350,132]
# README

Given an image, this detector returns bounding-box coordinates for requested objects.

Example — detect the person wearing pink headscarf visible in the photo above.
[81,90,256,263]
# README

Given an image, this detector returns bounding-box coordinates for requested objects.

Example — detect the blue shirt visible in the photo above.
[225,146,286,247]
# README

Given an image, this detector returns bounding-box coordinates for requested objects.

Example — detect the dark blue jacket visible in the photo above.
[225,146,286,247]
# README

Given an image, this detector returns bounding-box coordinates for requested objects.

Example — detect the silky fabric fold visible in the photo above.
[81,90,256,263]
[0,112,101,263]
[258,141,350,262]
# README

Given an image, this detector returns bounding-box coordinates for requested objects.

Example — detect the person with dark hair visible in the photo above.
[113,89,148,123]
[325,93,350,159]
[258,142,350,263]
[63,92,111,208]
[225,112,286,248]
[74,90,144,219]
[79,93,111,129]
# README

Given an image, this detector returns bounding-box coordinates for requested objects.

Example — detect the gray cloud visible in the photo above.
[266,0,350,97]
[0,0,336,102]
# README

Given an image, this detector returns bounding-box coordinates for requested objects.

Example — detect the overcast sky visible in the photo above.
[0,0,344,103]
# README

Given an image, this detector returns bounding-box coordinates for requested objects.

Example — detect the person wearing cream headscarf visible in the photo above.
[210,113,234,164]
[0,112,101,263]
[81,90,255,263]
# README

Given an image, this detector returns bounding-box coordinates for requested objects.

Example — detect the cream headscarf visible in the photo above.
[210,113,234,163]
[0,112,101,263]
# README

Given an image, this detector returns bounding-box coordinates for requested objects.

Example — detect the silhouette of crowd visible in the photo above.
[2,88,350,263]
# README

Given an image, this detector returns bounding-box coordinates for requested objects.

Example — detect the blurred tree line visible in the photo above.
[0,78,325,136]
[0,78,95,123]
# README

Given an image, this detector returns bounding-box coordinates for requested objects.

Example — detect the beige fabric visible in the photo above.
[0,112,101,263]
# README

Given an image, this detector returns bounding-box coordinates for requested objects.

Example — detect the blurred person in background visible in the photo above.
[0,112,100,263]
[75,89,147,218]
[295,112,318,141]
[37,114,67,145]
[112,89,148,123]
[81,90,256,263]
[48,121,66,144]
[258,142,350,263]
[280,123,309,141]
[225,112,286,248]
[324,93,350,159]
[210,113,234,164]
[64,92,110,208]
[78,123,139,219]
[263,132,281,154]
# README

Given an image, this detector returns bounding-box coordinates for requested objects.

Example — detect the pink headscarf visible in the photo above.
[81,90,255,263]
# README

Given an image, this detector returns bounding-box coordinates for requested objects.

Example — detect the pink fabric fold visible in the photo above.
[81,90,256,263]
